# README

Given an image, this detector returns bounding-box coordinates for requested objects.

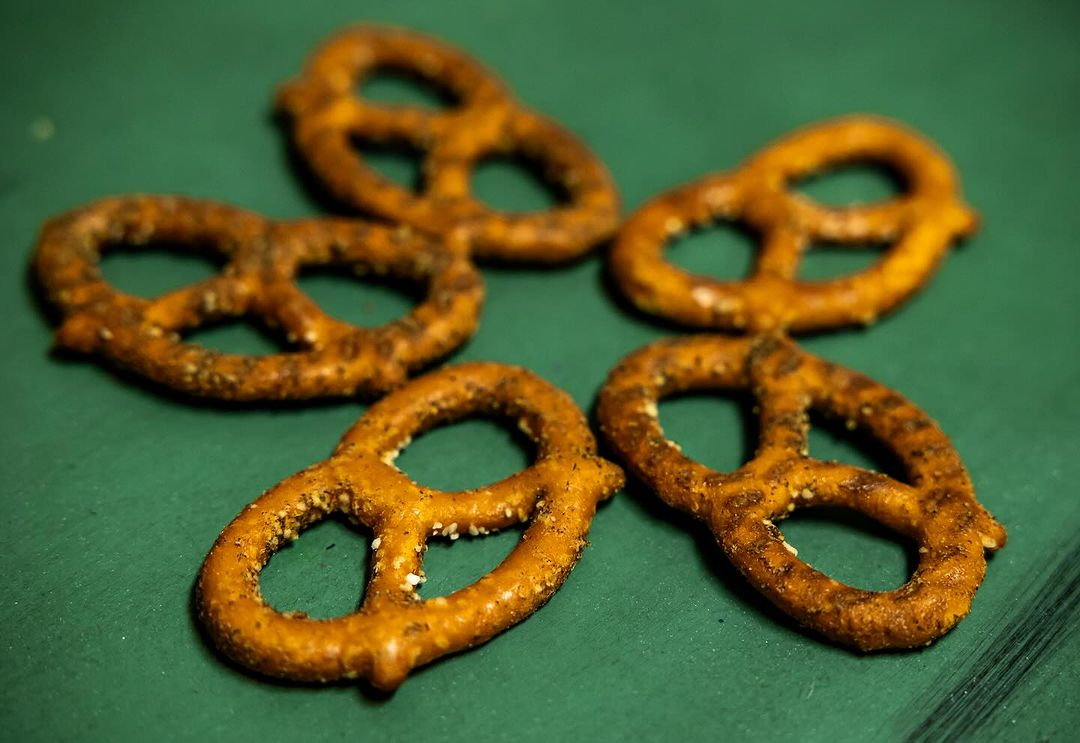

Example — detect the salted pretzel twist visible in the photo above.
[197,362,624,689]
[609,116,977,332]
[277,25,620,263]
[34,195,483,400]
[597,334,1006,650]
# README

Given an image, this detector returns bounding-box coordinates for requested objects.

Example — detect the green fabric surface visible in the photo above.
[2,0,1078,740]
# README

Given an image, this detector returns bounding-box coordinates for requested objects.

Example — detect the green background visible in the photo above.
[2,0,1078,740]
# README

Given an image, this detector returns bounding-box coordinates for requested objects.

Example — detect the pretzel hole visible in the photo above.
[394,416,535,491]
[777,506,916,591]
[419,525,524,599]
[794,163,904,207]
[658,391,758,473]
[471,155,565,214]
[808,410,908,484]
[351,138,425,192]
[799,241,888,281]
[359,68,459,110]
[259,513,372,619]
[666,222,757,281]
[297,267,423,327]
[99,240,225,298]
[183,318,286,356]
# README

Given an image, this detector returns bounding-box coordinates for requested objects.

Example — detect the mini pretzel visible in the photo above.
[609,115,978,332]
[597,334,1006,650]
[277,25,620,263]
[197,362,624,690]
[34,195,483,400]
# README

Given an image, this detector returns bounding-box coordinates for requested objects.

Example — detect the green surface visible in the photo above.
[2,0,1079,741]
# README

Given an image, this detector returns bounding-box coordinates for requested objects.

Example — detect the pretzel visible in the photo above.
[196,362,624,690]
[609,115,978,332]
[597,334,1006,650]
[277,25,620,263]
[34,195,483,400]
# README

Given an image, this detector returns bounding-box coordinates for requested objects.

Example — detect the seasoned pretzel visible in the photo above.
[34,195,483,400]
[277,25,620,263]
[597,334,1006,650]
[609,115,977,332]
[197,362,624,689]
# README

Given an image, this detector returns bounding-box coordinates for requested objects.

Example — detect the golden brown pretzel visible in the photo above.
[277,25,620,263]
[197,362,624,690]
[34,195,483,400]
[609,115,977,332]
[597,334,1005,650]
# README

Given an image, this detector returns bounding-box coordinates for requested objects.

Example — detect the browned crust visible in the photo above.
[33,195,483,400]
[196,362,624,690]
[597,334,1006,650]
[277,25,620,263]
[608,115,978,332]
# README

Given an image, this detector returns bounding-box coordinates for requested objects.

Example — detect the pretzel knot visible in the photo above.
[609,115,977,332]
[33,195,483,400]
[597,334,1006,650]
[196,362,624,690]
[277,25,620,263]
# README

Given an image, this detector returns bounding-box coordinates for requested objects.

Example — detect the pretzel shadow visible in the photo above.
[26,258,62,330]
[276,116,366,220]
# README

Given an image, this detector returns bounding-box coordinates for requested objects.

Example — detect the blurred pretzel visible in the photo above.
[34,195,482,400]
[597,334,1005,650]
[609,115,977,332]
[197,362,624,689]
[277,25,620,263]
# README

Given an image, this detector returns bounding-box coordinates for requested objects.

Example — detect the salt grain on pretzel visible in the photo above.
[277,25,620,263]
[34,195,483,400]
[609,115,977,332]
[597,334,1005,650]
[197,362,624,690]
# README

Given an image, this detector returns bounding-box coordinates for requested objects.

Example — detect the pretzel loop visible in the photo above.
[597,334,1005,650]
[276,24,513,131]
[740,116,977,241]
[609,116,978,332]
[278,25,620,263]
[34,195,484,400]
[197,362,624,690]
